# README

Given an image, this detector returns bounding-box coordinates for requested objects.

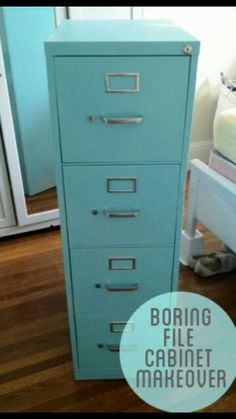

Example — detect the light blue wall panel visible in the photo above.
[0,7,56,196]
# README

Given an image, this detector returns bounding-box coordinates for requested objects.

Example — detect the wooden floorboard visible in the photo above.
[0,185,235,412]
[25,187,58,215]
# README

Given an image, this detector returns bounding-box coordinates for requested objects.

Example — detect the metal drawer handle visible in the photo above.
[107,344,120,352]
[106,344,136,352]
[103,210,140,218]
[102,116,143,125]
[105,282,138,292]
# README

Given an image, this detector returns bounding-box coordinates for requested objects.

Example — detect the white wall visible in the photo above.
[68,7,143,20]
[143,7,236,162]
[143,7,236,88]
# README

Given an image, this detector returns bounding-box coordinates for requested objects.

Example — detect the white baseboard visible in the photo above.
[0,219,60,238]
[189,139,213,165]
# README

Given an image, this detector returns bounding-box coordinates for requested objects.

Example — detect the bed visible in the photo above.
[181,158,236,265]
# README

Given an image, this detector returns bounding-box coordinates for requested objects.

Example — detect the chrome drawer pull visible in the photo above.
[105,282,138,291]
[107,344,120,352]
[102,116,143,125]
[106,344,136,352]
[104,210,140,218]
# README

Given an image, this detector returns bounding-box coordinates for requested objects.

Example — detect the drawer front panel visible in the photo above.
[71,247,174,315]
[63,164,180,247]
[55,56,189,163]
[76,314,135,369]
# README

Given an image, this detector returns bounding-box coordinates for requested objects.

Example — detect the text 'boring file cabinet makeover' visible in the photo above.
[45,20,200,380]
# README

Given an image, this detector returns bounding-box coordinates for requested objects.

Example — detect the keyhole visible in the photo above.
[88,115,95,123]
[92,210,98,215]
[183,45,192,55]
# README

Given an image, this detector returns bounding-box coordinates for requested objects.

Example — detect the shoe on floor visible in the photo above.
[193,251,236,277]
[189,253,215,270]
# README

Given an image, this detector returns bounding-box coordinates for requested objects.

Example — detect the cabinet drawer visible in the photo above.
[76,314,135,370]
[63,164,180,247]
[55,56,189,163]
[71,247,173,315]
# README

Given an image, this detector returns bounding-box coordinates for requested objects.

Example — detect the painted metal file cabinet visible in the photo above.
[45,20,199,380]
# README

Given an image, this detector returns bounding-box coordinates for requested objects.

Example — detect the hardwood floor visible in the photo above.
[0,192,235,412]
[25,187,58,214]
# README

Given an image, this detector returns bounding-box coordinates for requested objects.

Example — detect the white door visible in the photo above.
[0,130,16,228]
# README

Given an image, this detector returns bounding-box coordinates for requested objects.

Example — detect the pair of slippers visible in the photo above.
[189,251,236,277]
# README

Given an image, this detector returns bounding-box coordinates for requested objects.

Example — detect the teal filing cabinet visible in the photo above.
[45,20,199,380]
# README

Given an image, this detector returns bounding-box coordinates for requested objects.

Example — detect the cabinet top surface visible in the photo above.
[45,20,200,56]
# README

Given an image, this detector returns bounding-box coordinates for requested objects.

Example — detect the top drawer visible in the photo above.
[54,56,189,163]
